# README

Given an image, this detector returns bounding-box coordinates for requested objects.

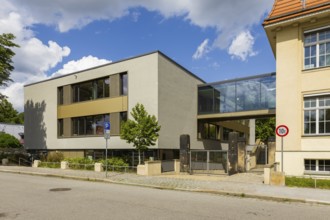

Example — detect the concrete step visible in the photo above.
[248,167,265,174]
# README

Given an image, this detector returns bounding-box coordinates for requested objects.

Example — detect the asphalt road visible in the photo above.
[1,173,330,220]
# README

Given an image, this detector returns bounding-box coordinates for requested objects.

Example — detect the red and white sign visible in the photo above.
[276,125,289,137]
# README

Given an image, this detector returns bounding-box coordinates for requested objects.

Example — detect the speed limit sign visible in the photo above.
[276,125,289,137]
[276,125,289,172]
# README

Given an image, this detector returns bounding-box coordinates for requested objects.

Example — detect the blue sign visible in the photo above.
[104,122,110,139]
[104,122,111,131]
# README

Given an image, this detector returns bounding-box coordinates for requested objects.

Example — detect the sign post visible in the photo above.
[276,125,289,172]
[104,122,111,177]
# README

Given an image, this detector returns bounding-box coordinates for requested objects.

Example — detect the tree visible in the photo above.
[0,98,23,124]
[0,132,21,148]
[120,103,161,165]
[0,33,19,96]
[255,117,275,143]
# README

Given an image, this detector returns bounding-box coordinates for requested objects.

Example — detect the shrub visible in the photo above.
[64,157,95,170]
[99,157,129,172]
[0,132,21,148]
[46,152,64,162]
[39,161,60,168]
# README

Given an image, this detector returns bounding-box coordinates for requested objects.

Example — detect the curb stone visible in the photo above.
[1,168,330,206]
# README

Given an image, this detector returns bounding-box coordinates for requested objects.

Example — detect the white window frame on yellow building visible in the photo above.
[304,26,330,70]
[303,94,330,135]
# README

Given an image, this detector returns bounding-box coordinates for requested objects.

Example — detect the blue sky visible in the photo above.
[0,0,275,111]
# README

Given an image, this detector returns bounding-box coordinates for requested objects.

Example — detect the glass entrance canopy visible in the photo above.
[198,73,276,115]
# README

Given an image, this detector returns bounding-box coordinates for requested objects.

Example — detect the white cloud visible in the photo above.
[8,0,272,46]
[52,56,111,78]
[0,0,273,111]
[131,11,141,22]
[192,39,210,60]
[0,82,25,112]
[13,39,71,81]
[228,31,257,61]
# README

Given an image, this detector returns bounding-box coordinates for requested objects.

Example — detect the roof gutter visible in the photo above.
[264,8,330,28]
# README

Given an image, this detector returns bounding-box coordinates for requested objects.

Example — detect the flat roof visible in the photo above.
[198,72,276,87]
[24,50,205,87]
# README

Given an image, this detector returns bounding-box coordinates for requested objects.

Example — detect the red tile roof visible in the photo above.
[264,0,330,25]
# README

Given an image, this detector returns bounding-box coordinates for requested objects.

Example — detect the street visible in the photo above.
[0,172,329,220]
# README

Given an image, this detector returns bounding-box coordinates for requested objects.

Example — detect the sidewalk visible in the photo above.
[1,165,330,205]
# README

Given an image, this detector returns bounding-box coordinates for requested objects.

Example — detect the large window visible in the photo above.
[58,119,63,137]
[58,87,63,105]
[305,159,330,172]
[72,77,110,103]
[198,121,220,140]
[304,28,330,69]
[304,95,330,135]
[120,73,128,96]
[72,114,110,136]
[198,74,275,114]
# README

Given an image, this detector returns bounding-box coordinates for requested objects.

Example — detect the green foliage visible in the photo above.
[0,33,19,91]
[45,152,64,162]
[0,98,23,124]
[286,176,330,189]
[100,157,131,172]
[39,161,61,168]
[0,151,4,160]
[120,103,161,164]
[0,132,21,148]
[100,157,129,167]
[17,112,24,123]
[255,117,275,142]
[64,157,95,170]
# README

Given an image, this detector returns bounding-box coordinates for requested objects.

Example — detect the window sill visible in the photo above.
[304,171,330,176]
[302,134,330,138]
[58,134,120,139]
[58,95,127,106]
[302,65,330,73]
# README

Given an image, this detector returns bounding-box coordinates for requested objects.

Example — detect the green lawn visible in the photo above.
[286,176,330,189]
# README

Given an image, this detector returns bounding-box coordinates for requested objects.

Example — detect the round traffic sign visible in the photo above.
[276,125,289,137]
[104,122,111,130]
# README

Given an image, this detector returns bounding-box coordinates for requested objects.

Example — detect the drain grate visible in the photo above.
[49,188,72,192]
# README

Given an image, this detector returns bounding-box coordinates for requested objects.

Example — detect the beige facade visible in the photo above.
[24,51,204,155]
[264,3,330,176]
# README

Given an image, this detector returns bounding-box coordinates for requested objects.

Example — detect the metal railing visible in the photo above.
[68,163,95,170]
[19,157,32,167]
[35,161,137,173]
[102,164,137,173]
[39,161,61,168]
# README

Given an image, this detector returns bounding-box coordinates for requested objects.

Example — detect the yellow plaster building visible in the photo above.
[264,0,330,175]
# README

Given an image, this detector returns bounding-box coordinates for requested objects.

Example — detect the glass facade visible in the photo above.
[58,87,63,105]
[198,73,276,114]
[120,73,128,96]
[72,77,110,103]
[198,122,220,140]
[72,114,110,136]
[58,119,63,137]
